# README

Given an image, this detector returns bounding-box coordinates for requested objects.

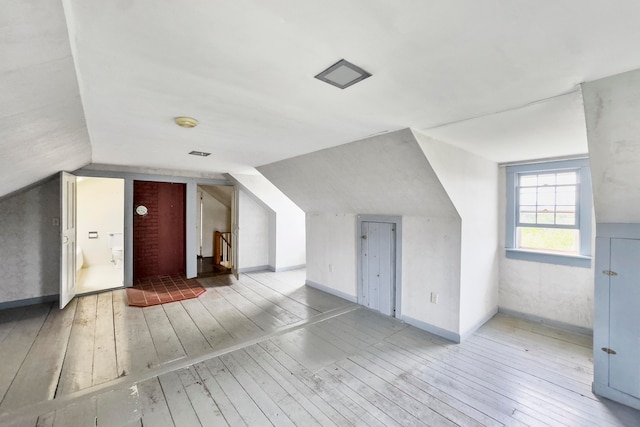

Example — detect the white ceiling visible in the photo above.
[4,1,640,196]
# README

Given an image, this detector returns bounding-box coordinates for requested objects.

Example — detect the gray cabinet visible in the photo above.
[594,231,640,410]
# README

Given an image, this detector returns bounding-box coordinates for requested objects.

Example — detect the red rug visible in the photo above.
[126,275,206,307]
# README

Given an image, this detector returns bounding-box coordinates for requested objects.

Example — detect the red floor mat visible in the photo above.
[126,275,206,307]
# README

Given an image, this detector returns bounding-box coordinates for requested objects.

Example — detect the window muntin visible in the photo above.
[517,170,578,229]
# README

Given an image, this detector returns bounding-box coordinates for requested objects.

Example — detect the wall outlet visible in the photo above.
[329,264,333,272]
[430,292,439,304]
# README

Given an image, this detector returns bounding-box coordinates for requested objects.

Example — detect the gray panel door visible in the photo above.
[360,221,396,316]
[609,238,640,398]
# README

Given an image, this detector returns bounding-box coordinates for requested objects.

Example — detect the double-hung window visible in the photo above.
[505,158,592,267]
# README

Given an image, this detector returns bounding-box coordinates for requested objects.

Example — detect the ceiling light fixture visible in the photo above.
[189,151,211,157]
[175,116,198,128]
[314,59,372,89]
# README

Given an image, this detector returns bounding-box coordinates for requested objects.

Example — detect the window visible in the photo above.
[506,158,592,267]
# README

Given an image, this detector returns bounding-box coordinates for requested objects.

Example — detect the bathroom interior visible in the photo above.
[76,176,125,294]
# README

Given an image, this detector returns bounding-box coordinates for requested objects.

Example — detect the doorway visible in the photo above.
[133,181,186,280]
[196,184,233,277]
[358,215,402,317]
[75,176,125,295]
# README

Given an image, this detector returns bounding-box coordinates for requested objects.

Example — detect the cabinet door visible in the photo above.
[609,238,640,398]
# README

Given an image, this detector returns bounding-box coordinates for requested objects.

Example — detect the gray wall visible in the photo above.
[0,175,61,303]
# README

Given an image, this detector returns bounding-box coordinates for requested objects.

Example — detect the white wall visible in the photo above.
[497,167,595,330]
[0,175,60,303]
[230,172,306,270]
[76,177,124,267]
[259,129,464,339]
[238,189,270,270]
[583,68,640,223]
[198,189,230,257]
[306,212,358,298]
[401,216,461,333]
[414,131,499,337]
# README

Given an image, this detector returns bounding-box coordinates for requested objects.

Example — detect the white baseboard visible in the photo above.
[304,280,357,303]
[399,314,460,343]
[498,307,593,336]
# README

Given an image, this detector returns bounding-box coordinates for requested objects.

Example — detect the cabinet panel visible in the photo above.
[609,238,640,398]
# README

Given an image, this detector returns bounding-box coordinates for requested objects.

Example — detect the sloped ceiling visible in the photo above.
[258,128,458,218]
[5,1,640,197]
[0,0,90,197]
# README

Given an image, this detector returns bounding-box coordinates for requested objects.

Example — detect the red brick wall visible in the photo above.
[133,181,185,279]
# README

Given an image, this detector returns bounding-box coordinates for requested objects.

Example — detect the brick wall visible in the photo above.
[133,181,185,279]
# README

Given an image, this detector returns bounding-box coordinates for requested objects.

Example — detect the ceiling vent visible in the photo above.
[314,59,371,89]
[189,151,211,157]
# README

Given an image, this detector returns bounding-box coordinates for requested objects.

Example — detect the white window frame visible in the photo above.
[505,158,592,268]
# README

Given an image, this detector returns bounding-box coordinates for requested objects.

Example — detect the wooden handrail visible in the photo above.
[214,231,232,266]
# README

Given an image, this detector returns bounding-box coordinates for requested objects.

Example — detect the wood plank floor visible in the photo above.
[0,269,638,426]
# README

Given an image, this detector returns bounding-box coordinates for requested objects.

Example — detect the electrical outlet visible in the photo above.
[329,264,333,272]
[430,292,439,304]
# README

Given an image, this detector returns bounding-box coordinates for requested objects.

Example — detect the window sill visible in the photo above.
[505,248,592,268]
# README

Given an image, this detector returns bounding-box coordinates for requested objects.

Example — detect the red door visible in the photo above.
[133,181,186,279]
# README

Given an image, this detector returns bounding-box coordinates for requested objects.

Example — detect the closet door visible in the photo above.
[609,238,640,398]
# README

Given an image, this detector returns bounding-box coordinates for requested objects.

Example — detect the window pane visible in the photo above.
[537,187,555,205]
[519,187,536,205]
[536,206,555,224]
[537,174,556,186]
[519,206,536,224]
[556,207,576,225]
[517,227,579,253]
[556,186,576,205]
[520,175,537,187]
[556,172,577,185]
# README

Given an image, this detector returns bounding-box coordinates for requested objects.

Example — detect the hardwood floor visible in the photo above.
[0,269,638,426]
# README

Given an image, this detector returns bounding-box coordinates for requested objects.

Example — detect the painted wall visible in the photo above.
[230,172,306,270]
[238,189,270,271]
[414,130,499,337]
[76,177,124,267]
[583,68,640,223]
[497,167,595,330]
[402,215,461,333]
[197,188,230,257]
[259,129,464,338]
[306,212,358,297]
[0,175,60,303]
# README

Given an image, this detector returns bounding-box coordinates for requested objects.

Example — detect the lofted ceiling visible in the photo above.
[3,1,640,197]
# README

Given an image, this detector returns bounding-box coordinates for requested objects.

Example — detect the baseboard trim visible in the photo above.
[238,265,272,274]
[275,264,306,273]
[498,307,593,336]
[399,314,460,343]
[0,295,58,311]
[459,307,498,342]
[593,382,640,411]
[304,280,357,303]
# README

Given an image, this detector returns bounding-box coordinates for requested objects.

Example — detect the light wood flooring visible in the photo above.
[0,269,638,426]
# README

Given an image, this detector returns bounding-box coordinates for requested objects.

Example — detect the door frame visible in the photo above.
[356,214,402,318]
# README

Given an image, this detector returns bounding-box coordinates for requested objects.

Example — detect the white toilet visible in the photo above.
[108,232,124,269]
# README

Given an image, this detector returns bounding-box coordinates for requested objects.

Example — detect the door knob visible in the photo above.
[361,235,367,240]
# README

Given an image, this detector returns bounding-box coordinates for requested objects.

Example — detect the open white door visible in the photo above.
[231,186,239,280]
[60,172,77,309]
